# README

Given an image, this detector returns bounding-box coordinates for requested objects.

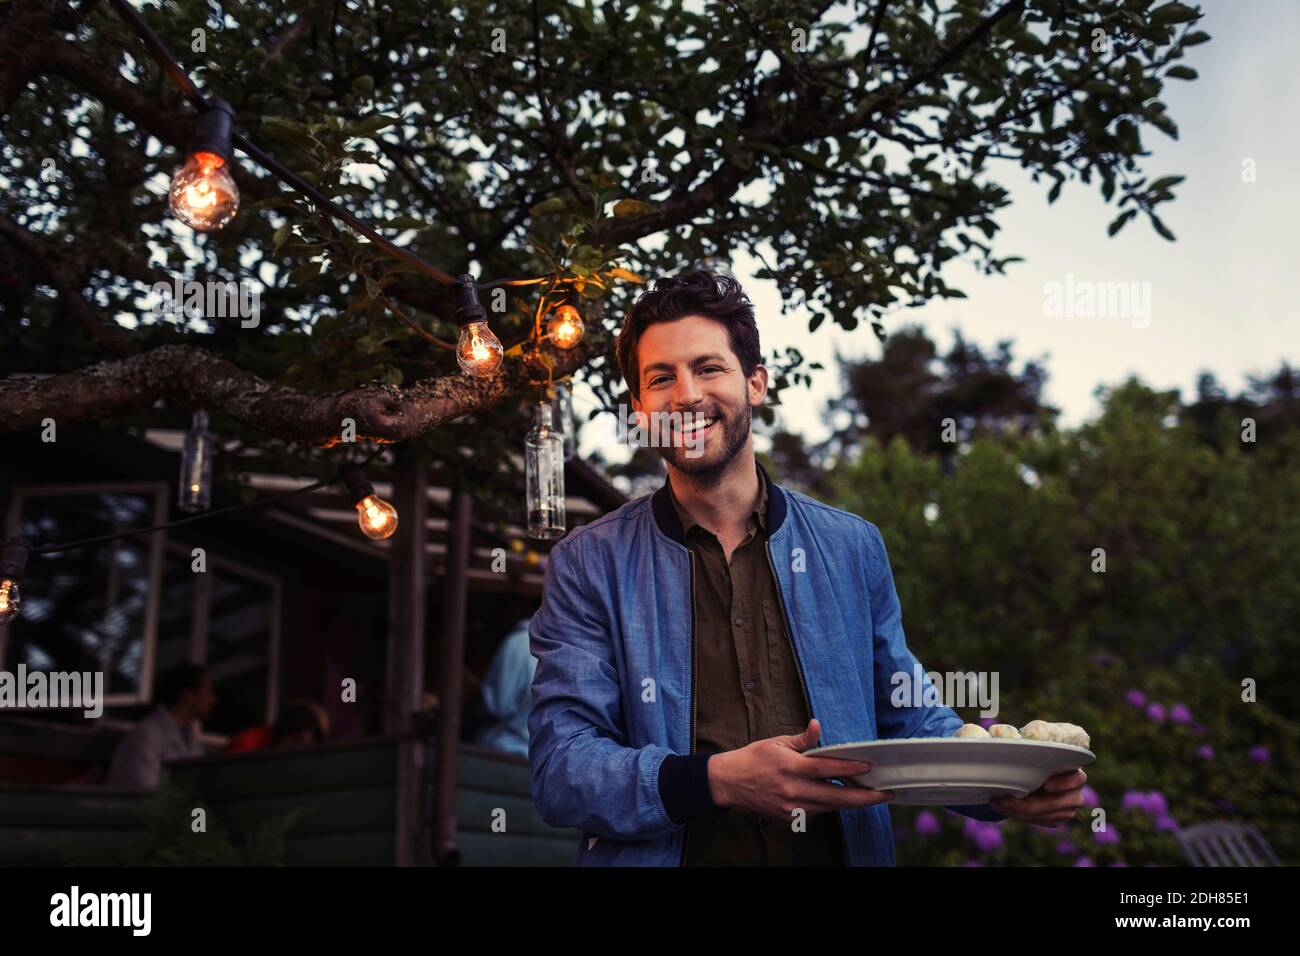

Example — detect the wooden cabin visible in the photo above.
[0,423,626,865]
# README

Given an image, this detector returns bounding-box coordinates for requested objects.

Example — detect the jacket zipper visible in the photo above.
[765,542,812,720]
[767,538,847,865]
[679,550,697,867]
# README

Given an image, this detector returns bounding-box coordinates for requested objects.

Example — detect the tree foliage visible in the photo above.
[0,0,1209,483]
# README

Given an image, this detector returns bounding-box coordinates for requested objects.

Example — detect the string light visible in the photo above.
[340,465,399,541]
[169,99,239,231]
[177,410,215,513]
[454,275,504,377]
[0,539,30,625]
[546,300,585,349]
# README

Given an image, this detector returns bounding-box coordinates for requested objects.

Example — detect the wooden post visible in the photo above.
[433,484,472,865]
[385,446,427,866]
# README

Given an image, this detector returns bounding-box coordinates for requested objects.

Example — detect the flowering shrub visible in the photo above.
[890,654,1298,866]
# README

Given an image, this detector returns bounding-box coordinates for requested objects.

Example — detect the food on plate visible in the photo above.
[988,723,1022,739]
[953,723,991,738]
[1051,722,1091,748]
[1020,719,1055,741]
[1019,720,1091,748]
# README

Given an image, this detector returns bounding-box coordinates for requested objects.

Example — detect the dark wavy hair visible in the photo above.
[616,270,761,399]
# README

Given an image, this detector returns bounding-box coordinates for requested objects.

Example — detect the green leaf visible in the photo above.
[1151,2,1200,25]
[1149,111,1179,139]
[386,215,429,230]
[1148,175,1186,192]
[612,198,655,217]
[1182,30,1211,46]
[289,262,321,284]
[351,75,375,96]
[1048,180,1063,204]
[1107,209,1136,237]
[530,197,568,217]
[1149,213,1176,241]
[272,224,292,253]
[605,266,646,284]
[570,244,605,275]
[349,114,400,138]
[1166,65,1198,80]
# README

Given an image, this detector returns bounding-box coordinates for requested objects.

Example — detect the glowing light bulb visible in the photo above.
[456,320,504,376]
[169,151,240,231]
[355,494,399,540]
[546,305,585,349]
[0,578,19,625]
[0,539,29,625]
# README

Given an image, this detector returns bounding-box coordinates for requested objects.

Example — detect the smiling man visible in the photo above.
[527,270,1086,866]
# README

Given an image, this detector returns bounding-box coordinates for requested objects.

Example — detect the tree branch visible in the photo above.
[0,339,602,444]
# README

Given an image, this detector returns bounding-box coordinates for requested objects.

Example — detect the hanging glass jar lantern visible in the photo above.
[552,380,576,461]
[526,400,566,539]
[178,410,215,513]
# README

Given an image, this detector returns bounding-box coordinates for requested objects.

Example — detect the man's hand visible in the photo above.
[707,718,895,819]
[989,769,1088,827]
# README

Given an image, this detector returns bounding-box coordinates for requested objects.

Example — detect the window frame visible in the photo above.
[1,481,169,708]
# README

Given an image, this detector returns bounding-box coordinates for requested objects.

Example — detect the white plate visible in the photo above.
[804,738,1096,806]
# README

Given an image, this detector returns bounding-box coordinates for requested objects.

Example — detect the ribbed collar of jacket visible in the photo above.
[650,462,788,546]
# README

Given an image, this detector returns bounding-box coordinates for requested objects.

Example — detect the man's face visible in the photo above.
[630,315,767,479]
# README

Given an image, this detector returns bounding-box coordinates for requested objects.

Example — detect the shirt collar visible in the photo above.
[667,466,769,536]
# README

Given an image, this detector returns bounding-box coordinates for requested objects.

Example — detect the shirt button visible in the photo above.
[743,680,755,690]
[734,616,744,627]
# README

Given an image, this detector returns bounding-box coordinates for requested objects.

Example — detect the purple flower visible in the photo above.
[915,811,940,837]
[1170,703,1192,724]
[1196,745,1215,760]
[978,716,997,729]
[1081,785,1099,807]
[963,818,1004,853]
[1146,702,1166,722]
[1122,790,1167,816]
[1155,815,1180,833]
[1094,825,1121,845]
[1074,856,1096,867]
[1122,790,1148,813]
[1056,839,1076,856]
[1126,690,1146,708]
[1248,745,1271,763]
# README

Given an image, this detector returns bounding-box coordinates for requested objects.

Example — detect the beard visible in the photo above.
[656,398,752,482]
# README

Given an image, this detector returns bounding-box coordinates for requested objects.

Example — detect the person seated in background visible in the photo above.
[107,662,214,790]
[473,617,537,757]
[224,699,330,754]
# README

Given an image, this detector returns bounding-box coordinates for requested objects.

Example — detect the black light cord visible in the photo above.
[22,446,386,556]
[99,0,567,294]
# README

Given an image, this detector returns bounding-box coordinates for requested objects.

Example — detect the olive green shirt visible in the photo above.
[670,469,845,866]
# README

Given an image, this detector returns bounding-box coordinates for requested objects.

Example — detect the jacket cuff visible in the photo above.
[658,752,725,824]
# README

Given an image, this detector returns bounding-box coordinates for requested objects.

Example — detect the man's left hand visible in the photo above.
[989,769,1087,827]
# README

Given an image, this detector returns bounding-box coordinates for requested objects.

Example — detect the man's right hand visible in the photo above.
[706,718,895,818]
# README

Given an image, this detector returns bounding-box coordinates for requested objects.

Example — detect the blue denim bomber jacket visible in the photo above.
[528,466,1007,865]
